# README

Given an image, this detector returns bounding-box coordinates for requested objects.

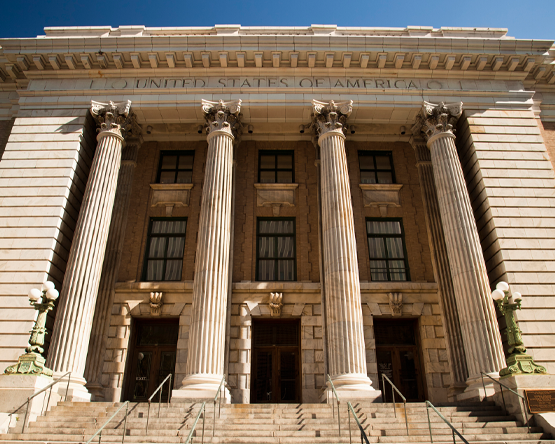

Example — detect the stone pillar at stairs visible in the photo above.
[84,137,141,401]
[413,102,505,400]
[46,101,136,401]
[173,99,241,401]
[312,100,379,401]
[410,136,469,400]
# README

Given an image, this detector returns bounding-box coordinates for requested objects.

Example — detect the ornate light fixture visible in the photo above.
[4,282,59,377]
[492,282,547,377]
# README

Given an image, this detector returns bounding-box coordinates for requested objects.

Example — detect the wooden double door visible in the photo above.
[125,319,178,402]
[251,319,301,403]
[375,318,425,402]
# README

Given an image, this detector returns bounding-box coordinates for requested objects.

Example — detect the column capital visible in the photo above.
[311,99,353,144]
[202,99,242,142]
[90,100,139,143]
[412,101,463,147]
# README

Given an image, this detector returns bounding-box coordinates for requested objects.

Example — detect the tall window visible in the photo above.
[143,218,187,281]
[257,218,296,281]
[366,219,409,282]
[359,151,395,184]
[259,151,294,183]
[157,151,194,184]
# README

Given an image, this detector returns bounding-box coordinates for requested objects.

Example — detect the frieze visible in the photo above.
[29,77,526,93]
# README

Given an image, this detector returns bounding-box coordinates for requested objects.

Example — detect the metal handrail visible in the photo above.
[145,373,172,434]
[381,374,409,436]
[480,372,530,433]
[326,374,341,435]
[347,402,370,444]
[8,371,71,433]
[213,376,226,437]
[184,402,206,444]
[86,401,129,444]
[425,401,468,444]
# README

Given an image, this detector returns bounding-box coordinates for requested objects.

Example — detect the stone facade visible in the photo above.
[0,24,553,405]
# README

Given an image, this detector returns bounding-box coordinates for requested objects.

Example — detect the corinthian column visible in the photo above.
[84,137,141,401]
[46,101,135,401]
[175,100,240,400]
[312,100,378,400]
[413,102,505,399]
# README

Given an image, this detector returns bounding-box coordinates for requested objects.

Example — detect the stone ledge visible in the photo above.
[359,183,403,217]
[232,281,320,292]
[150,183,194,216]
[254,183,299,216]
[115,281,194,292]
[360,282,438,292]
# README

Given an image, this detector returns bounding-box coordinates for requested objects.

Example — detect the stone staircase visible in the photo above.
[1,400,553,444]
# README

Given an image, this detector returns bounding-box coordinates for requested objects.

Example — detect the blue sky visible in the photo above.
[2,0,554,41]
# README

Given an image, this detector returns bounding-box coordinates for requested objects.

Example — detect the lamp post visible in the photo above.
[492,281,547,377]
[4,282,59,377]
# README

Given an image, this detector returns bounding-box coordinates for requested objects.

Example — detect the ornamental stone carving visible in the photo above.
[310,99,353,143]
[90,100,137,142]
[412,101,463,145]
[202,99,242,142]
[149,292,163,316]
[269,293,283,317]
[388,292,403,316]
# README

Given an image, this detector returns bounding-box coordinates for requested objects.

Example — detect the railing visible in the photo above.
[145,373,172,434]
[86,401,129,444]
[346,401,370,444]
[381,374,409,436]
[326,374,342,435]
[183,402,206,444]
[480,372,530,433]
[213,376,226,437]
[8,371,71,433]
[425,401,468,444]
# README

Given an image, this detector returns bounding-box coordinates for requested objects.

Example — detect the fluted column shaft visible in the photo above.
[414,102,504,381]
[180,100,240,397]
[47,101,134,386]
[312,100,375,397]
[84,142,139,398]
[412,140,468,393]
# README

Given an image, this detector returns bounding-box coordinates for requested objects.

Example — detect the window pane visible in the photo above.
[258,237,274,258]
[359,156,375,170]
[167,237,186,258]
[386,238,404,258]
[168,220,187,234]
[147,260,164,281]
[368,238,386,258]
[277,171,293,183]
[377,172,393,184]
[149,237,167,258]
[260,155,275,169]
[370,260,388,281]
[259,260,275,280]
[176,171,192,183]
[375,155,391,170]
[179,155,194,169]
[159,171,175,184]
[161,155,177,169]
[360,172,376,184]
[280,220,294,234]
[164,260,183,281]
[277,155,293,169]
[260,171,275,183]
[277,237,294,258]
[367,221,401,235]
[277,260,295,281]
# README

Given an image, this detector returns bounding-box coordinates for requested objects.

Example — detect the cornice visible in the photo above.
[0,25,553,88]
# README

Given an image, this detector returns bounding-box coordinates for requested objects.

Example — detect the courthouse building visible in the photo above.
[0,24,554,405]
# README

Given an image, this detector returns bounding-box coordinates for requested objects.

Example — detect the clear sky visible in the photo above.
[2,0,554,41]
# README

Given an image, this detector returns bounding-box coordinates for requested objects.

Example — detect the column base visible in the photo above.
[172,374,230,403]
[53,372,91,403]
[457,373,498,403]
[447,382,467,402]
[0,374,53,432]
[322,373,382,402]
[85,381,105,401]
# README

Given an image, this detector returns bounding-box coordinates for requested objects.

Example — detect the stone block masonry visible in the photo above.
[0,112,95,372]
[458,110,555,374]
